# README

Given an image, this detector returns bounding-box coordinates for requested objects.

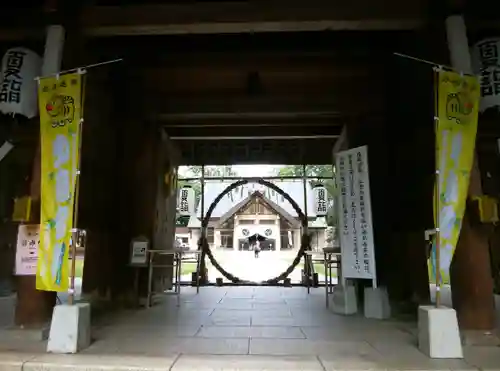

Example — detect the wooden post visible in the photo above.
[445,14,495,330]
[15,23,65,327]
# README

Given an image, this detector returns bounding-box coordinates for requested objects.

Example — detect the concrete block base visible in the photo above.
[330,285,357,315]
[418,305,463,359]
[47,303,91,354]
[364,287,391,319]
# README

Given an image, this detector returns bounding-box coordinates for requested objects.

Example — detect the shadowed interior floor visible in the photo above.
[81,286,498,370]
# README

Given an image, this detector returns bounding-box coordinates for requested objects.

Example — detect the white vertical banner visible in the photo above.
[471,38,500,112]
[335,145,377,283]
[0,47,42,118]
[313,184,328,216]
[178,186,195,216]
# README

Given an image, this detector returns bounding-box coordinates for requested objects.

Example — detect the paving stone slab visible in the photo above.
[0,352,36,371]
[196,325,305,339]
[22,354,177,371]
[171,354,324,370]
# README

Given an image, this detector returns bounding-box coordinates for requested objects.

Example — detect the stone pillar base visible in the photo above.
[330,285,357,315]
[418,305,463,359]
[47,303,91,354]
[364,286,391,319]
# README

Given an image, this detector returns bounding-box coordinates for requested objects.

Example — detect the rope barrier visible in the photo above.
[199,178,309,284]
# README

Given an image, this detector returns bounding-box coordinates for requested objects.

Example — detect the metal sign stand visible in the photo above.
[196,165,206,292]
[302,164,314,293]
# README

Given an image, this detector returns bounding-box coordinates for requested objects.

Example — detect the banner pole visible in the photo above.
[34,58,123,81]
[68,71,86,305]
[435,172,441,308]
[68,117,84,306]
[434,68,442,308]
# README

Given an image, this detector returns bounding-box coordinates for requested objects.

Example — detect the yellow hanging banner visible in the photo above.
[430,70,480,283]
[37,73,83,292]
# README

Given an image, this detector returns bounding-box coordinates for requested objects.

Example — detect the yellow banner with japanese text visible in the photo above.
[429,70,480,283]
[36,73,83,292]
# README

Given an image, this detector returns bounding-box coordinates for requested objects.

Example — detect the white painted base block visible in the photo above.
[364,287,391,319]
[47,303,91,354]
[330,285,357,315]
[418,305,463,359]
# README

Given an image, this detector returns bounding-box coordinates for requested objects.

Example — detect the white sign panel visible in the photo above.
[335,145,376,281]
[471,38,500,112]
[178,186,195,216]
[130,240,148,266]
[15,224,40,276]
[313,185,328,216]
[0,48,41,118]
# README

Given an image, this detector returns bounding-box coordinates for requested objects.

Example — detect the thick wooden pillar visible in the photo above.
[444,14,495,331]
[78,66,117,302]
[15,0,91,325]
[15,19,65,327]
[379,34,433,312]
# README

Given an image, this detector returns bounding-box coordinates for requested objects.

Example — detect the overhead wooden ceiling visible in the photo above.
[0,0,430,39]
[3,1,493,164]
[89,31,397,165]
[1,0,500,41]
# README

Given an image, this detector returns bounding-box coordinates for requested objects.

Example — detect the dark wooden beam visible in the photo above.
[81,1,428,36]
[164,122,342,138]
[120,50,388,68]
[159,111,343,125]
[144,93,385,120]
[1,1,500,41]
[174,138,337,165]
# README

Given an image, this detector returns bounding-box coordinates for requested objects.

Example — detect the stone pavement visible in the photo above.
[0,286,491,370]
[0,286,499,370]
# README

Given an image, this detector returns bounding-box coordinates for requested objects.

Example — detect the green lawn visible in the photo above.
[283,257,337,278]
[181,262,197,276]
[68,258,84,278]
[307,262,337,277]
[66,259,201,279]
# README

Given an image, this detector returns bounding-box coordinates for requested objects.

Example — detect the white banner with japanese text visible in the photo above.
[335,145,377,281]
[471,38,500,112]
[0,47,41,118]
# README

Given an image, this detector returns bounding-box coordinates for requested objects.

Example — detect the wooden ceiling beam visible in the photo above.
[3,2,500,41]
[118,50,385,66]
[139,75,382,96]
[160,112,343,125]
[164,122,342,139]
[144,93,385,120]
[175,138,337,165]
[82,0,428,36]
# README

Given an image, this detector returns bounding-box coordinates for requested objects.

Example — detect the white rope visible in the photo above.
[34,58,123,80]
[393,52,476,77]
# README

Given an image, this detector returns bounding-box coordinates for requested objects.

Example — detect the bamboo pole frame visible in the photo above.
[68,117,84,306]
[196,165,205,292]
[178,175,333,182]
[434,68,442,308]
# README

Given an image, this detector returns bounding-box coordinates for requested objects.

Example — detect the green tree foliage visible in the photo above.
[177,166,236,226]
[277,165,337,226]
[186,165,237,177]
[177,165,237,210]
